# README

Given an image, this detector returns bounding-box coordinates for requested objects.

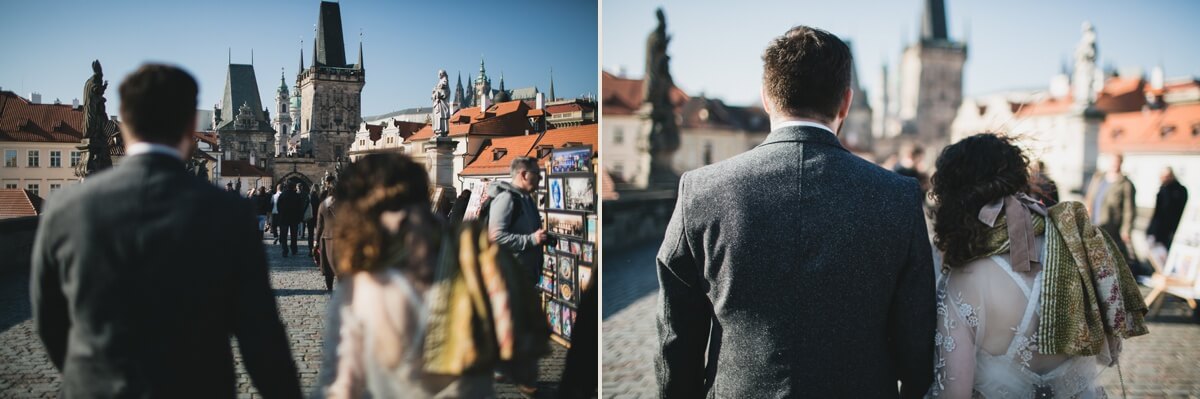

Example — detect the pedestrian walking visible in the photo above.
[316,153,546,398]
[655,26,935,398]
[31,64,300,398]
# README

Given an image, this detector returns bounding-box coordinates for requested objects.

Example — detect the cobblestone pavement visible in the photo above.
[0,235,568,398]
[602,241,1200,398]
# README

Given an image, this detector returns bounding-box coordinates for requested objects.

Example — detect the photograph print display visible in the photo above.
[558,255,576,302]
[548,178,565,210]
[582,242,594,263]
[548,212,585,238]
[578,265,593,291]
[551,146,592,173]
[564,177,595,212]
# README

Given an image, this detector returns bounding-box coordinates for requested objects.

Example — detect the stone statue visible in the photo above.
[1072,22,1098,107]
[643,8,681,186]
[431,70,451,137]
[83,60,113,175]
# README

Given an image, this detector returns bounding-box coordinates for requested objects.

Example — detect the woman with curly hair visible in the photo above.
[316,153,548,398]
[926,133,1148,398]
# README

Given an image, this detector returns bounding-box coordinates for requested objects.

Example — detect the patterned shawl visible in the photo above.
[422,221,549,375]
[969,200,1148,363]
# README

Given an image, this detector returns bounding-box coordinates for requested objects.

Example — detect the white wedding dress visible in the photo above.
[927,240,1109,399]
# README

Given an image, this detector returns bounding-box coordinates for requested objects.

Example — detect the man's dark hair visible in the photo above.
[118,64,199,145]
[762,26,853,123]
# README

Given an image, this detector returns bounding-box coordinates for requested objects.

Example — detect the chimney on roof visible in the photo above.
[30,92,41,104]
[1151,65,1165,91]
[480,93,491,112]
[536,92,545,110]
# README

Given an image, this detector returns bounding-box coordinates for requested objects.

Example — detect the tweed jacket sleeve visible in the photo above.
[655,173,712,398]
[891,184,936,399]
[30,208,69,371]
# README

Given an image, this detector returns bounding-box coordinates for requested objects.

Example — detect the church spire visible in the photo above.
[920,0,948,42]
[454,71,464,106]
[549,68,556,101]
[499,72,505,92]
[299,40,305,74]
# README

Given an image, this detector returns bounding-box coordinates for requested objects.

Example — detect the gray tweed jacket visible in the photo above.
[656,125,936,398]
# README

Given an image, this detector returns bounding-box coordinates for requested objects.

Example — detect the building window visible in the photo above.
[1193,123,1200,137]
[27,150,39,167]
[612,162,624,175]
[70,151,81,167]
[613,128,624,145]
[50,183,61,193]
[27,183,39,196]
[50,151,62,167]
[1161,125,1176,138]
[703,141,713,166]
[4,150,16,167]
[260,143,267,154]
[1112,128,1124,139]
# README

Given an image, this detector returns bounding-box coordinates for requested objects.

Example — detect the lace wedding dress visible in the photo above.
[927,241,1110,399]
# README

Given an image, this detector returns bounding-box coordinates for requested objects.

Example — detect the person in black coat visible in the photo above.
[1148,166,1189,249]
[276,182,305,257]
[31,64,300,398]
[656,27,934,398]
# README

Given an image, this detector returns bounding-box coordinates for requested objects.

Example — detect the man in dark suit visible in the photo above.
[1147,166,1189,249]
[30,64,301,398]
[656,26,935,398]
[276,182,304,257]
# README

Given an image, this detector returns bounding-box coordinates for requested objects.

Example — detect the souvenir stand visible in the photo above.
[539,145,597,347]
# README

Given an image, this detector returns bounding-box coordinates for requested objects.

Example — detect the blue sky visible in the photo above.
[0,0,598,117]
[603,0,1200,107]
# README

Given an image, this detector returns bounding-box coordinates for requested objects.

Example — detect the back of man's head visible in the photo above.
[119,64,198,145]
[510,156,539,177]
[762,26,853,124]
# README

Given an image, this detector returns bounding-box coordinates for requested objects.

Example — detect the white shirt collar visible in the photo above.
[771,119,836,135]
[126,142,184,160]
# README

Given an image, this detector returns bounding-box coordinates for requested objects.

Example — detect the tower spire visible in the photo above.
[299,39,305,74]
[355,30,363,70]
[549,67,556,101]
[920,0,948,41]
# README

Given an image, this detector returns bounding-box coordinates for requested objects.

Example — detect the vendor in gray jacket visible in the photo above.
[488,156,548,284]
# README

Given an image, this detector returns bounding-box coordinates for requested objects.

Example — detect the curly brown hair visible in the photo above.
[931,133,1031,268]
[332,153,441,283]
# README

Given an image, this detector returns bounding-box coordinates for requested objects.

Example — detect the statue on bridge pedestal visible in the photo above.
[431,69,451,138]
[83,60,113,176]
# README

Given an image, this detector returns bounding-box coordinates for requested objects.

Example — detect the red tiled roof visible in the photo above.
[408,100,535,142]
[0,91,85,143]
[1017,77,1148,117]
[194,131,219,148]
[1100,102,1200,153]
[220,159,271,177]
[0,189,43,219]
[602,71,689,115]
[460,124,598,176]
[601,169,619,201]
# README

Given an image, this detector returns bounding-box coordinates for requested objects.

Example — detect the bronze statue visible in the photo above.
[83,60,113,175]
[643,8,681,185]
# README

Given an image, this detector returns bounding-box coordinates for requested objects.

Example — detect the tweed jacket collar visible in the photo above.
[757,125,848,153]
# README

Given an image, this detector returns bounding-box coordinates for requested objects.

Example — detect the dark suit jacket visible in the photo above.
[656,126,936,398]
[1147,179,1188,247]
[275,190,305,226]
[31,153,301,398]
